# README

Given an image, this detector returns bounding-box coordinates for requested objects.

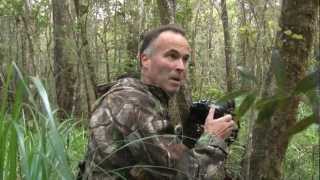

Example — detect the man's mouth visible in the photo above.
[170,77,181,82]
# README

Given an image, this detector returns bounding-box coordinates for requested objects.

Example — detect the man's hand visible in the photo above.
[203,107,235,140]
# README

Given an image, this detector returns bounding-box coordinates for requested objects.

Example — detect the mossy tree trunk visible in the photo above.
[242,0,319,179]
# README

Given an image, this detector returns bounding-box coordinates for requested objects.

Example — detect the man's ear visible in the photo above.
[139,53,150,69]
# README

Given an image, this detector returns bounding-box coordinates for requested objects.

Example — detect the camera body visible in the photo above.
[182,100,238,148]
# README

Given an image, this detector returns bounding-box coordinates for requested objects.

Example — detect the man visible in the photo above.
[80,24,235,180]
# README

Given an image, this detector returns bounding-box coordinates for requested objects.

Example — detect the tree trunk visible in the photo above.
[125,0,140,76]
[21,0,36,76]
[243,1,319,179]
[157,0,175,24]
[220,0,233,92]
[74,0,98,100]
[238,0,250,91]
[98,1,111,83]
[189,1,201,91]
[52,0,76,120]
[314,14,320,125]
[73,0,98,116]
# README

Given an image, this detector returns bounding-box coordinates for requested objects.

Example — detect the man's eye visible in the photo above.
[183,56,189,63]
[169,53,179,59]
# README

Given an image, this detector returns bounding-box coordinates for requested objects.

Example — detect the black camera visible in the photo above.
[182,100,238,148]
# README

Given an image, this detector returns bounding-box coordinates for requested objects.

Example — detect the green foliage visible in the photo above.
[0,0,23,16]
[222,63,318,122]
[192,85,224,101]
[207,86,224,99]
[283,30,304,40]
[293,71,318,95]
[123,58,139,75]
[0,63,76,180]
[267,20,281,32]
[32,0,50,29]
[61,120,88,175]
[176,0,193,29]
[236,91,257,118]
[238,24,258,44]
[283,125,319,180]
[219,65,319,179]
[0,1,318,179]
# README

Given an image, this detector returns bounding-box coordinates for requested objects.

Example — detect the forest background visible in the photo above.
[0,0,319,180]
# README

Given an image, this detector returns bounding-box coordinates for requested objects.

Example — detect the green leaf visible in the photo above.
[256,100,278,122]
[256,95,289,122]
[291,33,304,40]
[7,125,18,180]
[14,123,31,180]
[236,66,258,84]
[284,30,292,36]
[286,114,316,137]
[0,64,14,179]
[236,91,257,118]
[6,70,24,180]
[30,77,73,180]
[304,90,320,118]
[239,26,247,34]
[0,64,13,117]
[293,71,317,95]
[217,89,249,103]
[12,62,35,106]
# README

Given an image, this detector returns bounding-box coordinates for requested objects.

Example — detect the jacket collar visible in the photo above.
[117,77,171,106]
[146,84,170,106]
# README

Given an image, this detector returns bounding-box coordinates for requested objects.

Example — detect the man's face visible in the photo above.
[141,31,191,95]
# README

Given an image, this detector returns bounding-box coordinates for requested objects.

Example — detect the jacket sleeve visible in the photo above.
[104,91,228,180]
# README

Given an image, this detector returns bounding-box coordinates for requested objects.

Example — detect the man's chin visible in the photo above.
[165,86,181,97]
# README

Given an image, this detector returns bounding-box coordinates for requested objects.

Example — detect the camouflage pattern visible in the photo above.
[80,78,228,180]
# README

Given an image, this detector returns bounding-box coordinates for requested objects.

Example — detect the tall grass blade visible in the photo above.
[31,77,73,180]
[14,123,30,180]
[6,76,24,180]
[0,62,75,180]
[0,64,14,179]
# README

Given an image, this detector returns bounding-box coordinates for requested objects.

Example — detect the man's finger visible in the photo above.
[223,114,233,122]
[215,114,232,122]
[208,107,215,118]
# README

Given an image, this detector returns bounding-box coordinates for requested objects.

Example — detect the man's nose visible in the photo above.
[175,58,186,71]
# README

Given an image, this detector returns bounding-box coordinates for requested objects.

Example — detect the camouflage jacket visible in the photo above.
[80,78,228,180]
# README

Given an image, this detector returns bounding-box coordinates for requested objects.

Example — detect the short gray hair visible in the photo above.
[139,24,186,56]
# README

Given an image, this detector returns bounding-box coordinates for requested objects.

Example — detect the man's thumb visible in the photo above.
[207,107,215,119]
